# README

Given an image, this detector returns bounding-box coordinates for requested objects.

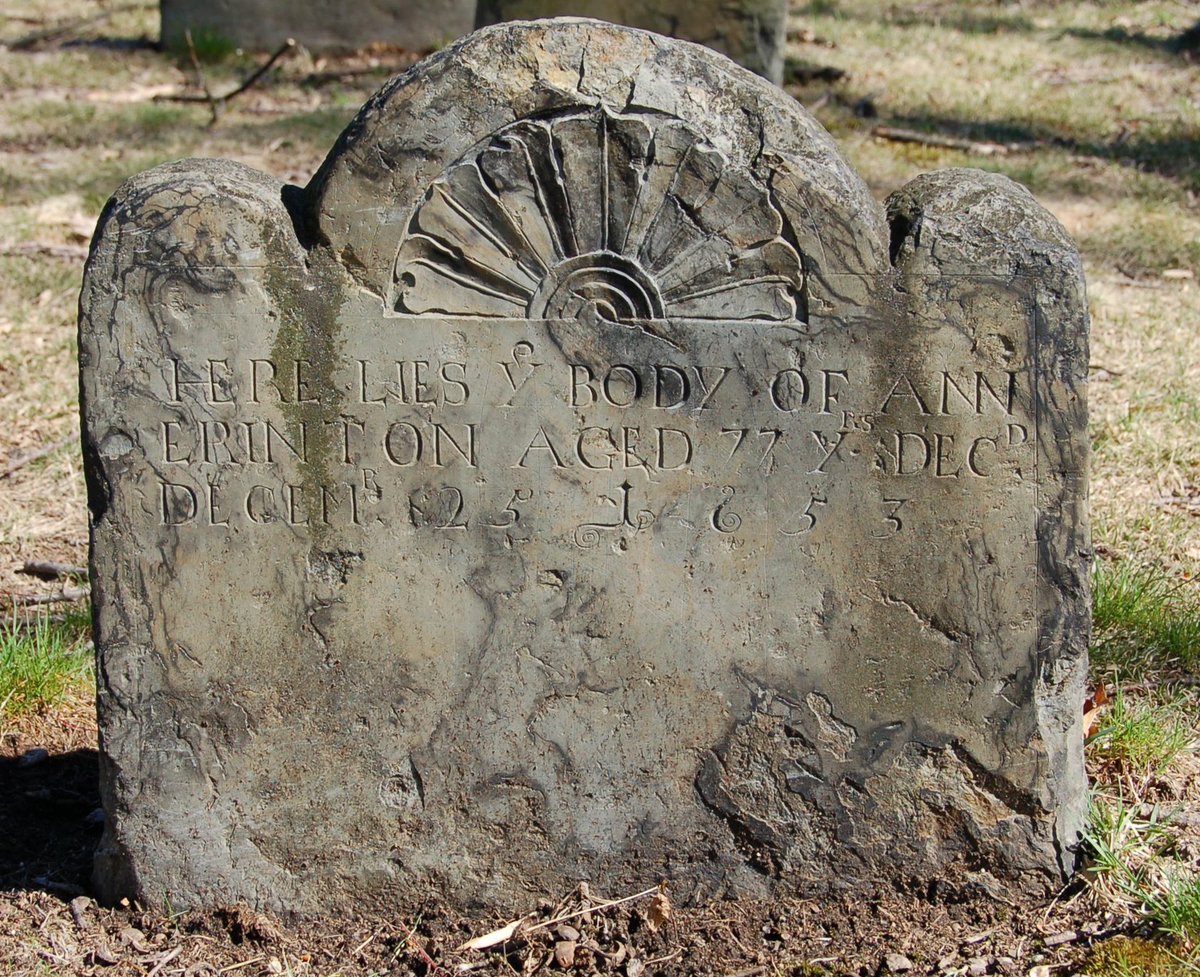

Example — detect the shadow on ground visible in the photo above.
[0,749,101,896]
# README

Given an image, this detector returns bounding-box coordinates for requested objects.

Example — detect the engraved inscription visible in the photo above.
[145,323,1034,542]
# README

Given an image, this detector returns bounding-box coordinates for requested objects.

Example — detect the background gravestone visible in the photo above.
[81,19,1090,913]
[475,0,790,82]
[160,0,475,54]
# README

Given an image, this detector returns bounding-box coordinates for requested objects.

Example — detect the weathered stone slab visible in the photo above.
[160,0,475,54]
[80,19,1090,914]
[474,0,790,83]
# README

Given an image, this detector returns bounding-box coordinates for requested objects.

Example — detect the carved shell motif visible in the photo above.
[393,108,805,321]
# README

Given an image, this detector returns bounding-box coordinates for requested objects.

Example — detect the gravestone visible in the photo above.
[160,0,475,54]
[475,0,790,83]
[81,19,1090,914]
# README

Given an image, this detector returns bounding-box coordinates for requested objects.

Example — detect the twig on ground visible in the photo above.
[1098,277,1165,289]
[871,125,1037,156]
[0,243,90,261]
[156,37,298,124]
[458,883,665,952]
[806,92,832,113]
[217,956,264,973]
[11,588,89,606]
[1,438,73,479]
[7,3,147,51]
[183,29,219,125]
[17,561,88,581]
[146,946,182,977]
[395,918,446,975]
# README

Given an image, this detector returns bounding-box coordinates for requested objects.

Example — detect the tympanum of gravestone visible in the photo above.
[474,0,790,83]
[160,0,475,54]
[80,18,1090,914]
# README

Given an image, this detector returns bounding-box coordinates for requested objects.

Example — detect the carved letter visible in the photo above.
[358,360,388,405]
[250,359,278,403]
[570,365,597,406]
[433,423,477,467]
[206,482,229,527]
[160,481,198,525]
[771,369,808,412]
[967,437,998,477]
[603,365,640,407]
[654,365,689,409]
[576,427,617,470]
[161,421,192,464]
[934,433,960,478]
[976,371,1017,414]
[808,430,845,475]
[694,366,731,410]
[879,375,932,416]
[820,370,849,414]
[656,427,693,471]
[441,362,470,405]
[516,427,568,468]
[384,422,422,466]
[896,431,931,475]
[244,485,275,524]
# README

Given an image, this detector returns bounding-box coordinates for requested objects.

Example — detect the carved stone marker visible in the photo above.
[475,0,790,83]
[81,19,1089,914]
[160,0,475,54]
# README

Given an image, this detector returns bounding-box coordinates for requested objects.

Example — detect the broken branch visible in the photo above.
[156,37,297,123]
[17,561,89,582]
[1,437,73,479]
[12,587,89,606]
[870,125,1036,156]
[0,243,90,261]
[7,3,147,51]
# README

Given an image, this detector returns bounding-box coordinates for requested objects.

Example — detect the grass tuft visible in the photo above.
[171,27,237,64]
[1089,685,1195,780]
[0,608,93,722]
[1093,561,1200,675]
[1085,936,1198,977]
[1145,873,1200,947]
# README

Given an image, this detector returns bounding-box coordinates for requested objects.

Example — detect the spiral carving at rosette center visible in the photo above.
[529,252,665,320]
[393,107,805,322]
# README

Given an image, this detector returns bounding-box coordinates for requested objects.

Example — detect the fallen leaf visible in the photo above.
[645,891,672,933]
[120,927,153,953]
[554,941,577,968]
[457,915,533,952]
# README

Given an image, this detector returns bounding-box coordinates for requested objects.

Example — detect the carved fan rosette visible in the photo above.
[393,108,805,322]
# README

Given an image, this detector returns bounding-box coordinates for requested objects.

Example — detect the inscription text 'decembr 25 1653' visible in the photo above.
[147,315,1034,550]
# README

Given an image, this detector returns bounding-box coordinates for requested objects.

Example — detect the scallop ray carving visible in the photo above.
[393,108,805,321]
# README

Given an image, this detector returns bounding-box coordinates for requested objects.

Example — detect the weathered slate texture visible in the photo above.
[474,0,790,83]
[160,0,475,54]
[81,19,1089,914]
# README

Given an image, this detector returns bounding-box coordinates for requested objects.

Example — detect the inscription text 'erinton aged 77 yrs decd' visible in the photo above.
[80,19,1090,914]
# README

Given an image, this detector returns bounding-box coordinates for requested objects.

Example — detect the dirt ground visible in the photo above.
[2,0,1199,974]
[1,706,1110,977]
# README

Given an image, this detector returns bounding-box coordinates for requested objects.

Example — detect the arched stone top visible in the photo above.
[306,18,888,317]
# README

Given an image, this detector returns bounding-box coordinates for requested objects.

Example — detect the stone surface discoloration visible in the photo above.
[475,0,790,83]
[81,20,1089,914]
[160,0,475,55]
